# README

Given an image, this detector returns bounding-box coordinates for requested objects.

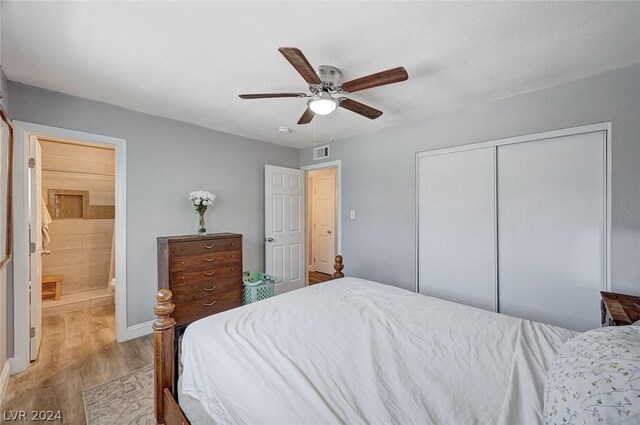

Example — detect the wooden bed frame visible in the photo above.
[152,255,345,425]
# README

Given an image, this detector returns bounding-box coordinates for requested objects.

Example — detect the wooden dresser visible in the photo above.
[157,233,243,327]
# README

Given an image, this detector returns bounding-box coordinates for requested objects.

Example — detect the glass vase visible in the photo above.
[197,210,206,235]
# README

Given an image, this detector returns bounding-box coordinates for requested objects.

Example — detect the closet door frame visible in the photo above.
[415,122,611,301]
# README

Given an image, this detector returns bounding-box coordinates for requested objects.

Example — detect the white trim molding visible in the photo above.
[416,122,611,158]
[11,124,30,373]
[0,360,10,406]
[126,320,154,340]
[12,121,128,374]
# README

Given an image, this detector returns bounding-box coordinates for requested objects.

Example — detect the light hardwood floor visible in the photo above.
[309,271,332,285]
[2,305,152,424]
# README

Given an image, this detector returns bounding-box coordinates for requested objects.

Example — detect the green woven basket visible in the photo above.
[242,272,276,304]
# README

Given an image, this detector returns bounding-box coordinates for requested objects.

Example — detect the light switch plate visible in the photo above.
[350,210,356,220]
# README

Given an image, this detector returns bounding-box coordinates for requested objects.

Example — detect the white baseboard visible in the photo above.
[126,320,154,340]
[0,360,10,406]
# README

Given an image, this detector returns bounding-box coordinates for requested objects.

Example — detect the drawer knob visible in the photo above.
[231,268,235,271]
[204,245,215,249]
[231,242,235,246]
[180,247,185,251]
[203,301,217,306]
[181,276,185,280]
[203,286,216,291]
[203,258,215,262]
[204,271,215,276]
[181,261,185,265]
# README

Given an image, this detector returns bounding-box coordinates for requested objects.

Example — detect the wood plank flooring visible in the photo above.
[2,305,152,424]
[309,271,332,285]
[5,277,334,424]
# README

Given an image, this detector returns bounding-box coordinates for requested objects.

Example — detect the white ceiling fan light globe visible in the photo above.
[308,93,338,115]
[309,98,337,115]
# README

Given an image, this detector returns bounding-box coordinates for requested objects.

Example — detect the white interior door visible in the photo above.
[29,136,43,361]
[497,131,606,331]
[418,147,497,312]
[265,165,306,294]
[312,175,335,275]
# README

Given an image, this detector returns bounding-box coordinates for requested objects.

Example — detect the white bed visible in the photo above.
[180,277,576,425]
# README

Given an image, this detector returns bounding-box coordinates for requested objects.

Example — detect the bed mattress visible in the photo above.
[181,277,576,424]
[178,375,214,425]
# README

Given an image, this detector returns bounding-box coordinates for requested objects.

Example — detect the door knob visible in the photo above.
[41,250,51,256]
[327,230,332,235]
[265,237,274,242]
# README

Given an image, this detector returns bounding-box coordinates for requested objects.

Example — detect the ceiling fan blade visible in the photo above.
[239,93,307,99]
[340,67,408,93]
[339,98,383,120]
[278,47,322,85]
[297,107,315,125]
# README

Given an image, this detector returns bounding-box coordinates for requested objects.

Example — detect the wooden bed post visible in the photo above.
[154,289,176,425]
[332,255,344,279]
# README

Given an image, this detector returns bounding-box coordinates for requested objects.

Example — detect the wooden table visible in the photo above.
[600,291,640,326]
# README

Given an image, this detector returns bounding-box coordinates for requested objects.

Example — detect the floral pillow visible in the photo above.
[544,326,640,425]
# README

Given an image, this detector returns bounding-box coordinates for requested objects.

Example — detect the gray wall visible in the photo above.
[301,62,640,295]
[8,82,299,326]
[0,66,8,110]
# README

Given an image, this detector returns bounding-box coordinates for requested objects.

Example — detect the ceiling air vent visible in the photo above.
[313,145,330,161]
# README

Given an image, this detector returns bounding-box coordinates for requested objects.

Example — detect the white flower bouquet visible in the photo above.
[189,190,216,234]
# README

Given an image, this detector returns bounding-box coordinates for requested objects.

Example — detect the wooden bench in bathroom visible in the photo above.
[42,274,63,301]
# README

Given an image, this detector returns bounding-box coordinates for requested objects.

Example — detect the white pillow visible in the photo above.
[544,326,640,425]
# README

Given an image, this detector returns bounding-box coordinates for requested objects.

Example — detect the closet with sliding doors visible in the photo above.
[417,124,609,332]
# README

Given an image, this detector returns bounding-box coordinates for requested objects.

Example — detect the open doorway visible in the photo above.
[38,138,116,318]
[302,160,341,286]
[12,121,126,373]
[29,136,116,362]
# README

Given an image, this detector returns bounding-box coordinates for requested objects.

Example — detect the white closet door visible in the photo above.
[418,147,496,311]
[497,131,605,331]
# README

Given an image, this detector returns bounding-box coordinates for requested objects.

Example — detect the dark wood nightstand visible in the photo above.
[600,291,640,326]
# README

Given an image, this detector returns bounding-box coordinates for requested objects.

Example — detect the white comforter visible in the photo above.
[181,277,576,425]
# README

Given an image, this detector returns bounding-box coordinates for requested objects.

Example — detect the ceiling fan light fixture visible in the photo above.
[308,93,338,115]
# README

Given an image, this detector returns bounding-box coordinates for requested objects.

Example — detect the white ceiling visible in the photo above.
[3,1,640,148]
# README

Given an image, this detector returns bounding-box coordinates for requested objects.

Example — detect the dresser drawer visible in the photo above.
[170,250,241,272]
[171,264,242,285]
[170,238,242,257]
[172,289,242,326]
[171,278,239,304]
[158,233,243,327]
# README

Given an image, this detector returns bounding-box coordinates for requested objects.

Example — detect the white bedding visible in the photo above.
[181,277,576,425]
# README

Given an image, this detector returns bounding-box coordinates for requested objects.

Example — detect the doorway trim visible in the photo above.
[301,160,342,284]
[11,121,127,373]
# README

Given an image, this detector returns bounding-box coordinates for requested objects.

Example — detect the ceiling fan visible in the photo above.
[239,47,409,125]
